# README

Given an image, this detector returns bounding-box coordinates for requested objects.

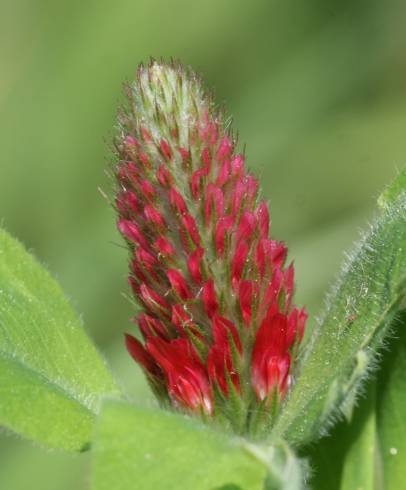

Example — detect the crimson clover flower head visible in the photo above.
[113,60,307,434]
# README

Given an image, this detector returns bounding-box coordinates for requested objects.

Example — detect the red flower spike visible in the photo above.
[113,61,307,431]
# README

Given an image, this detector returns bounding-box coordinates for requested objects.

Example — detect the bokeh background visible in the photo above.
[1,0,405,488]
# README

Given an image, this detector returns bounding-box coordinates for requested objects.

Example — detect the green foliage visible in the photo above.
[0,228,119,451]
[272,190,406,447]
[307,312,406,489]
[92,400,305,490]
[376,311,406,488]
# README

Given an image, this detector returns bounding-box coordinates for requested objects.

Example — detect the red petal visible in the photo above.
[212,315,242,353]
[154,237,175,256]
[214,216,234,257]
[139,152,150,167]
[216,158,231,186]
[147,337,213,414]
[231,240,249,288]
[239,280,254,327]
[134,248,157,272]
[187,247,204,284]
[141,127,152,142]
[256,239,287,277]
[205,184,224,224]
[245,175,258,208]
[140,283,170,313]
[201,279,218,318]
[138,313,169,340]
[167,269,191,300]
[140,179,155,200]
[251,313,291,400]
[255,201,270,238]
[144,205,165,227]
[191,167,208,199]
[125,333,160,376]
[181,214,201,247]
[125,135,139,147]
[231,154,244,177]
[231,178,245,215]
[169,188,187,215]
[178,147,190,162]
[201,147,211,168]
[207,315,241,395]
[157,165,172,186]
[236,211,256,243]
[116,190,138,216]
[160,139,172,160]
[216,136,232,160]
[118,219,148,248]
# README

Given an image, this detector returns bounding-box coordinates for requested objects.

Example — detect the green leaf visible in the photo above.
[303,313,406,490]
[376,311,406,489]
[339,384,377,490]
[272,187,406,447]
[92,400,306,490]
[306,382,379,490]
[0,228,119,451]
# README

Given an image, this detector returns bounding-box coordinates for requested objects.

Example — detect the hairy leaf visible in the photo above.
[272,186,406,446]
[0,228,119,451]
[92,400,306,490]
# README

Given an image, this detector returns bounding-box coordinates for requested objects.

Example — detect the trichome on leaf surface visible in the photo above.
[113,61,307,436]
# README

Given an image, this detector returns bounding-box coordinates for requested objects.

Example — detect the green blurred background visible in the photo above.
[1,0,405,488]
